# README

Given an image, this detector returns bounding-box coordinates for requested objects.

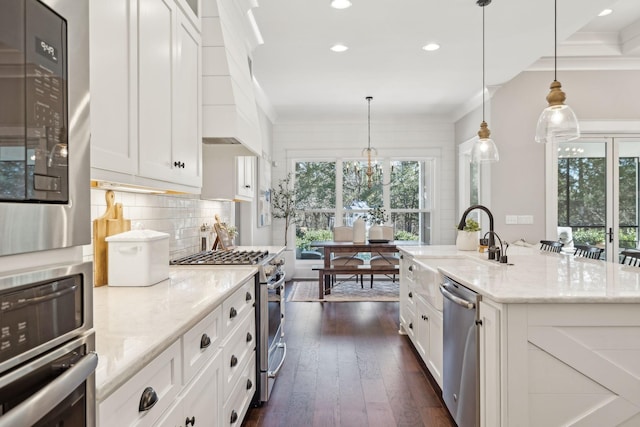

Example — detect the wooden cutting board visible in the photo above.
[93,190,131,286]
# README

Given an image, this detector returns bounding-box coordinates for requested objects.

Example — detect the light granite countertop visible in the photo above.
[93,265,257,402]
[400,245,640,303]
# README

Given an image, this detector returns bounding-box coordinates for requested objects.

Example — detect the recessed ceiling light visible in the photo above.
[598,8,613,17]
[330,44,349,52]
[331,0,352,9]
[422,43,440,52]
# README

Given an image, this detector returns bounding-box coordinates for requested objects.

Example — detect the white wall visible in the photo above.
[460,70,640,244]
[83,189,234,263]
[270,117,457,247]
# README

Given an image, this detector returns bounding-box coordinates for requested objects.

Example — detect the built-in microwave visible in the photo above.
[0,0,90,257]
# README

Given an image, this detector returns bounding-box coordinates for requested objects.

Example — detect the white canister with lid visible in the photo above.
[352,217,366,243]
[106,229,170,286]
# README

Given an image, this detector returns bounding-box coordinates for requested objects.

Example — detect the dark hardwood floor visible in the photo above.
[242,283,455,427]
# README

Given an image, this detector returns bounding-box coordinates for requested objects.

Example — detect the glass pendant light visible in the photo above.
[471,0,499,164]
[330,0,352,9]
[535,0,580,143]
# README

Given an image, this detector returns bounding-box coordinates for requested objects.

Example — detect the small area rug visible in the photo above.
[287,279,399,302]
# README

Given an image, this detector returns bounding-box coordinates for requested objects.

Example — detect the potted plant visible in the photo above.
[456,218,481,251]
[270,173,298,248]
[366,206,389,241]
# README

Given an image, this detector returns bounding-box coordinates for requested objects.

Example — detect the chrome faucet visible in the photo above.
[457,204,497,260]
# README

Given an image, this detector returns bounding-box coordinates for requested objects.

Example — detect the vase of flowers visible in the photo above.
[366,206,388,241]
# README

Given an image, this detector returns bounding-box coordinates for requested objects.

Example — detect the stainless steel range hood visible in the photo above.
[202,0,262,155]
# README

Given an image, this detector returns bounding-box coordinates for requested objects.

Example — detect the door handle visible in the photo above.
[605,227,614,243]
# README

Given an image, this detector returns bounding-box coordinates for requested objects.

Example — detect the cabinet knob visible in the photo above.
[475,319,483,326]
[408,265,413,272]
[230,410,239,424]
[185,416,196,426]
[230,355,238,368]
[138,387,158,412]
[200,333,211,349]
[246,332,253,343]
[408,291,413,298]
[245,292,252,302]
[246,379,253,390]
[173,161,185,168]
[229,307,237,319]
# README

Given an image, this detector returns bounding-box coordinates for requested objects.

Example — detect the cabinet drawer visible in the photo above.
[182,305,222,385]
[222,278,255,335]
[404,304,416,341]
[99,340,182,427]
[223,352,256,427]
[222,309,255,399]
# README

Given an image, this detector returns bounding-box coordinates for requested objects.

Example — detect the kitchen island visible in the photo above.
[399,245,640,427]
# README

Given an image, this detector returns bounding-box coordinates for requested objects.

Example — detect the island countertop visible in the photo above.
[399,245,640,303]
[93,265,257,402]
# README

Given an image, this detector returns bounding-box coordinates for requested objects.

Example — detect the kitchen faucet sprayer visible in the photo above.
[458,205,497,260]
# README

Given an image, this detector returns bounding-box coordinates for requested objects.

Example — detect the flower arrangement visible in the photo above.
[366,206,388,225]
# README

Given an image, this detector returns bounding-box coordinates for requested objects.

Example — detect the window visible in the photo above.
[294,158,433,259]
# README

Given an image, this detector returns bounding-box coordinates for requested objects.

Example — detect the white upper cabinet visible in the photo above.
[90,0,202,192]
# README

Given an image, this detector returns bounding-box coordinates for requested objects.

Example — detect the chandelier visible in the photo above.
[362,96,378,188]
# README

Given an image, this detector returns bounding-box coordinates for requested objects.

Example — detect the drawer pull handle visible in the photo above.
[230,410,238,424]
[246,332,253,343]
[200,333,211,349]
[245,292,252,302]
[408,265,413,271]
[409,322,413,330]
[246,379,253,390]
[408,291,413,298]
[138,387,158,412]
[185,416,196,426]
[229,307,237,319]
[230,355,238,368]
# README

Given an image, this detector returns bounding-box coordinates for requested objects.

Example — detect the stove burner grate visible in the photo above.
[170,250,270,265]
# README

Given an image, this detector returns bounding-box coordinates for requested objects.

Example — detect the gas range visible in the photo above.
[170,249,271,266]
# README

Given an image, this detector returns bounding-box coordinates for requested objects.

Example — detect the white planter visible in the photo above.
[456,230,479,251]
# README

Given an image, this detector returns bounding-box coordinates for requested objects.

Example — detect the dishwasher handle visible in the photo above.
[440,284,476,310]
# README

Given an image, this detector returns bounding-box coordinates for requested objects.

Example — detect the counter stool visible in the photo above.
[540,240,564,253]
[620,250,640,267]
[573,244,604,260]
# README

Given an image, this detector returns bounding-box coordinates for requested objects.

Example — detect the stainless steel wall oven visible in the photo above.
[0,0,90,257]
[0,261,96,427]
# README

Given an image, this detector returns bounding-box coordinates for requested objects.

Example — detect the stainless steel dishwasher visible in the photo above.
[440,276,481,427]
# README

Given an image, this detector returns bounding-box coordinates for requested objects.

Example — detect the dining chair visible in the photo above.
[620,250,640,267]
[573,244,605,260]
[540,240,564,253]
[369,226,399,287]
[331,226,364,286]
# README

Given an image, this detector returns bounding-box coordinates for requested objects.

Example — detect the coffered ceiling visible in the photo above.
[250,0,640,121]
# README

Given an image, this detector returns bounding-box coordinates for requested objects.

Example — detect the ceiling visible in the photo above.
[250,0,640,122]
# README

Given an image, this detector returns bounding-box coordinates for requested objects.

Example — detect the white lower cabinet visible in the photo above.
[98,277,257,427]
[399,254,444,389]
[478,300,500,427]
[156,350,223,427]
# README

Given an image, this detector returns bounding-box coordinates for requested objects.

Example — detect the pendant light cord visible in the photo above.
[367,97,371,149]
[554,0,557,81]
[482,4,486,121]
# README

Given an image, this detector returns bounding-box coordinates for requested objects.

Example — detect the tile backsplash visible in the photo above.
[84,189,234,262]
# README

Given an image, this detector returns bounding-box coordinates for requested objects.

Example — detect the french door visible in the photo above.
[554,136,640,262]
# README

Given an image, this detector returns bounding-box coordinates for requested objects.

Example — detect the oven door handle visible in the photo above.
[266,271,286,290]
[267,342,287,378]
[0,351,98,427]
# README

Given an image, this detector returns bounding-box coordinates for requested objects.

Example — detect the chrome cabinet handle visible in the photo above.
[139,386,158,412]
[200,333,211,349]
